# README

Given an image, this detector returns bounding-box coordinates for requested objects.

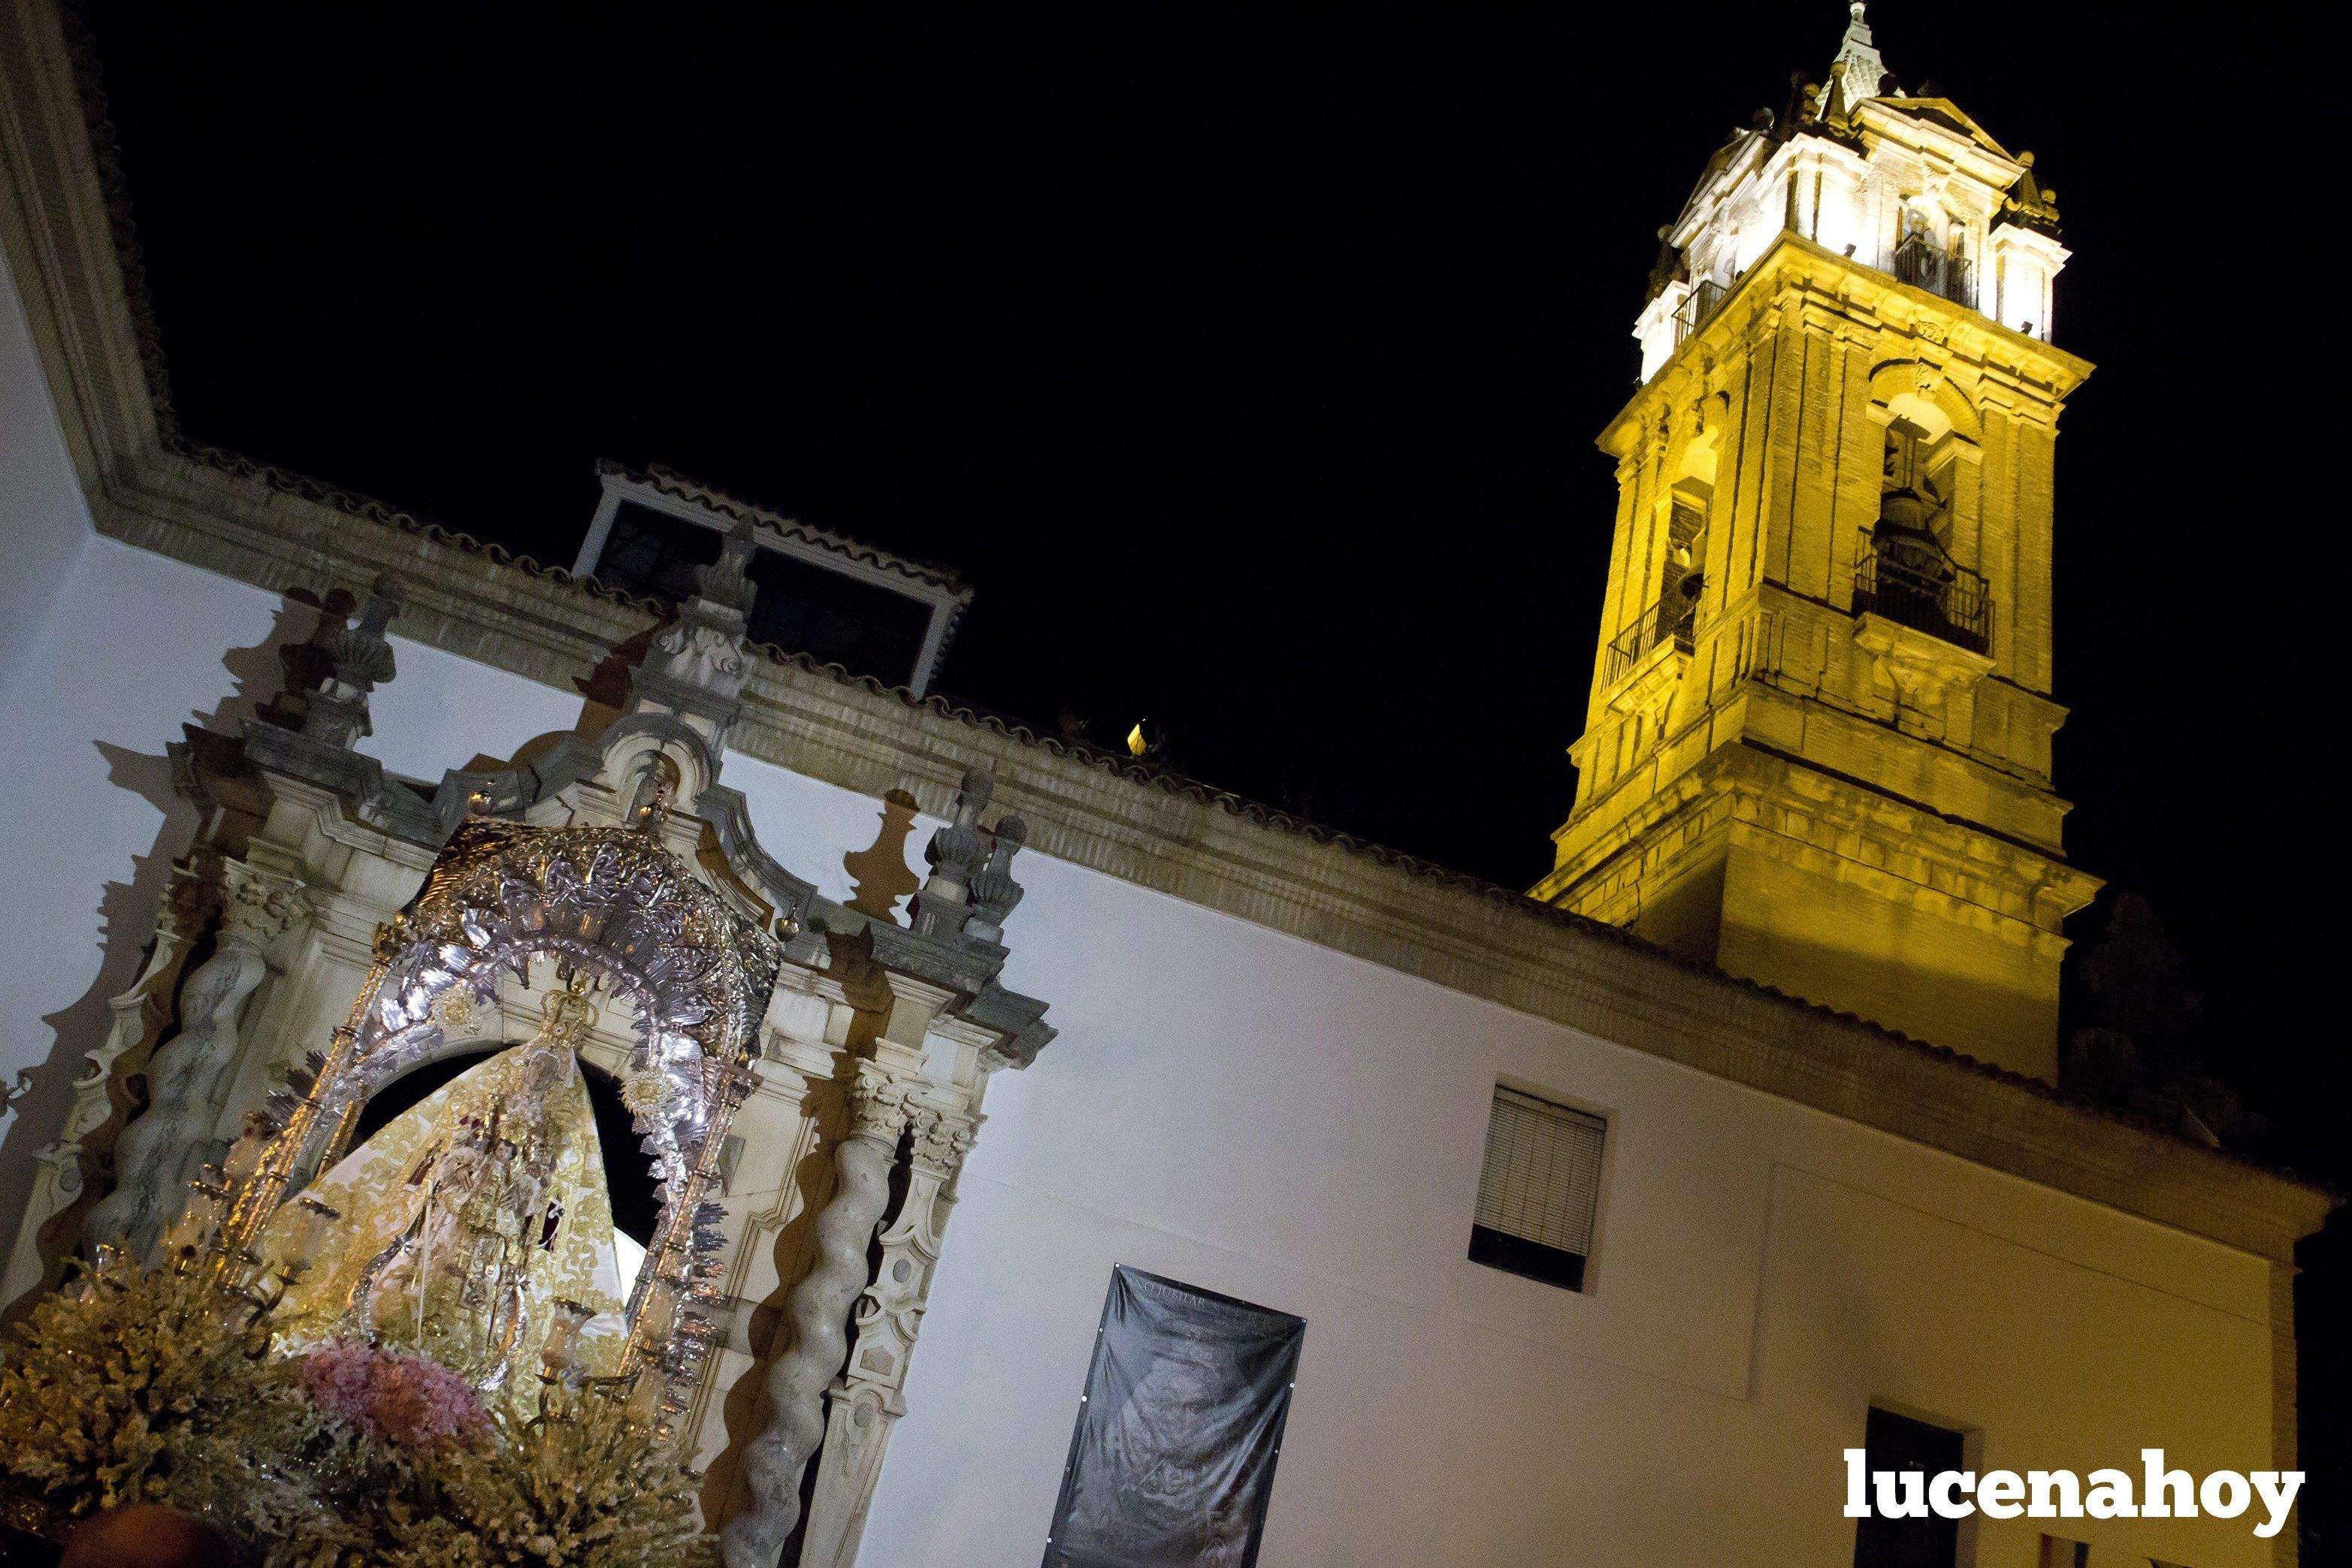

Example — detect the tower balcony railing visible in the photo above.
[1670,278,1729,347]
[1852,545,1991,654]
[1891,233,1975,311]
[1601,595,1697,688]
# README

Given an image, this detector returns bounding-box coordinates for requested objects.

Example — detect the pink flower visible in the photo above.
[298,1341,486,1446]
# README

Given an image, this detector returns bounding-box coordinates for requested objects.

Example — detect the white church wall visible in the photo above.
[703,757,2282,1567]
[0,541,268,1198]
[0,243,97,720]
[0,531,2289,1566]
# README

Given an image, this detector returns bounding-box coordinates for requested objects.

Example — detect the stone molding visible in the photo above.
[0,0,2332,1266]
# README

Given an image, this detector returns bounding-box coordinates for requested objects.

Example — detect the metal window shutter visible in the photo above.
[1474,1087,1606,1257]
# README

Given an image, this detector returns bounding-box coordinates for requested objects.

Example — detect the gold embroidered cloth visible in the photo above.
[259,1046,631,1402]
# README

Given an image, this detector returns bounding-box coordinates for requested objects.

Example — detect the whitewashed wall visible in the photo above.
[828,798,2281,1568]
[0,339,2290,1565]
[0,244,95,715]
[1,243,99,1170]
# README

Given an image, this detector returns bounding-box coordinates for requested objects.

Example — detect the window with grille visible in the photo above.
[1468,1086,1607,1292]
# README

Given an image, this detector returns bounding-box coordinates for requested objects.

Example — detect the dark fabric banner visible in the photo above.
[1043,1266,1306,1568]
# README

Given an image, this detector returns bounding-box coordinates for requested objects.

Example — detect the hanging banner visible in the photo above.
[1044,1265,1305,1568]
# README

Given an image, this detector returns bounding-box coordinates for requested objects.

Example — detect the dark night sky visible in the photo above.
[73,0,2349,1520]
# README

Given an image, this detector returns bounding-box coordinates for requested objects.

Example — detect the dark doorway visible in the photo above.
[1852,1406,1966,1568]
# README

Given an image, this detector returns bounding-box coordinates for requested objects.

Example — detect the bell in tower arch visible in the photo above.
[1871,421,1957,635]
[1876,423,1949,554]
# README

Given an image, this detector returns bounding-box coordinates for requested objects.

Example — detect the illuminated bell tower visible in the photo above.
[1535,5,2099,1081]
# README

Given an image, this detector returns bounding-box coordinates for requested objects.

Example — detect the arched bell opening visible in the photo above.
[1855,383,1991,654]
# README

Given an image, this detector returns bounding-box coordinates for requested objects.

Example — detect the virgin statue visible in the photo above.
[257,977,635,1401]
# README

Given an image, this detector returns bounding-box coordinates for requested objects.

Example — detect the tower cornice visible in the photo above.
[1603,232,2091,459]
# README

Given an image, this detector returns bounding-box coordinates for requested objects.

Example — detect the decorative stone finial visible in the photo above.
[1826,0,1894,115]
[632,524,759,760]
[302,573,402,749]
[1999,148,2063,235]
[695,520,759,617]
[910,769,995,940]
[964,817,1029,944]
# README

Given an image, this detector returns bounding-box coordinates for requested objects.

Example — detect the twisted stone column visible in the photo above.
[1,863,215,1304]
[86,860,305,1259]
[721,1061,917,1568]
[799,1101,978,1568]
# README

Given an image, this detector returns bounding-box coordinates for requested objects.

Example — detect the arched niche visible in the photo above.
[600,716,718,818]
[351,1042,664,1247]
[1658,421,1722,626]
[230,816,782,1391]
[1866,360,1982,447]
[1670,420,1722,491]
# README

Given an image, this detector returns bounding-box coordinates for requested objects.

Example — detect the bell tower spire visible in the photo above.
[1827,2,1894,113]
[1536,8,2099,1080]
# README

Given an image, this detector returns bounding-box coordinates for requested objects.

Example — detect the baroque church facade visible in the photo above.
[0,5,2332,1566]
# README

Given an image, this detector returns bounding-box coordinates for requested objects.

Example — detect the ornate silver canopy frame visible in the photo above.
[216,816,784,1414]
[8,544,1051,1561]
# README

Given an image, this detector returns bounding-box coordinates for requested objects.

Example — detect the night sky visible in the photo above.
[74,0,2348,1533]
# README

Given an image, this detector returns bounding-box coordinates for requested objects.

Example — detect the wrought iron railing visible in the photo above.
[1891,234,1974,310]
[1852,545,1991,654]
[1671,278,1729,346]
[1601,594,1697,687]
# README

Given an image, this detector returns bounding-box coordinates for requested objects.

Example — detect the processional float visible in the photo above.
[0,525,1052,1565]
[189,812,781,1428]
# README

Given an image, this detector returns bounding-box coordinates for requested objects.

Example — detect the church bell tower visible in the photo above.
[1537,5,2099,1081]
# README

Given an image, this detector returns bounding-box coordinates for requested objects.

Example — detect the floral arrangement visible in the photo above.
[0,1256,715,1566]
[296,1341,487,1448]
[0,1246,340,1545]
[371,1391,714,1567]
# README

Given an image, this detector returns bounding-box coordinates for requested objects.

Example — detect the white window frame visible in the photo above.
[574,466,970,696]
